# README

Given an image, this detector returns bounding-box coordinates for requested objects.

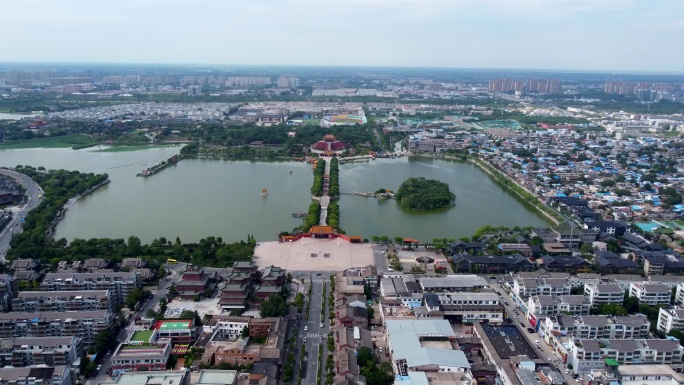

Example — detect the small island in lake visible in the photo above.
[395,177,456,210]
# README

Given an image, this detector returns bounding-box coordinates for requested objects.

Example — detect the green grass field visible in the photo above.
[0,134,98,149]
[130,330,153,342]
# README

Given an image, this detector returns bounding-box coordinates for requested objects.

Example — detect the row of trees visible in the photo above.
[311,159,326,196]
[298,201,321,232]
[326,202,340,231]
[328,157,339,198]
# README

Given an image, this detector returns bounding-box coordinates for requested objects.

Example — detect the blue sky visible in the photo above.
[2,0,683,72]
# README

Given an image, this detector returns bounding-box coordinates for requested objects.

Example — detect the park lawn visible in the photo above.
[0,134,98,149]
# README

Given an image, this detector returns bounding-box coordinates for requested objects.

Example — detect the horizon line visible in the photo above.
[1,61,684,76]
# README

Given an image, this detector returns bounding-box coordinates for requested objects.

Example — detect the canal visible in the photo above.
[0,147,550,243]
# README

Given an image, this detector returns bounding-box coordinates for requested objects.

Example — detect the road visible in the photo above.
[0,169,44,263]
[292,275,330,385]
[87,263,186,385]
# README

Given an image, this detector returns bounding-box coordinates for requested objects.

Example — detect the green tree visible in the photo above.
[395,177,455,210]
[260,294,289,317]
[624,294,640,314]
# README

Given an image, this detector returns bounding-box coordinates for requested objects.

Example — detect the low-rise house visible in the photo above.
[451,254,534,274]
[121,258,146,269]
[629,283,671,306]
[584,221,627,236]
[595,251,638,274]
[9,259,36,271]
[337,305,368,329]
[110,338,172,372]
[418,275,488,293]
[541,255,592,273]
[497,243,532,257]
[250,362,278,385]
[83,258,107,272]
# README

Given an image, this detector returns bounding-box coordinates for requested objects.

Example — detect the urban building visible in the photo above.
[629,283,671,306]
[0,336,81,368]
[570,338,684,374]
[40,271,140,306]
[657,307,684,334]
[0,311,111,346]
[423,292,504,324]
[0,365,73,385]
[110,338,172,372]
[584,284,625,307]
[385,319,470,374]
[11,290,113,313]
[418,275,488,293]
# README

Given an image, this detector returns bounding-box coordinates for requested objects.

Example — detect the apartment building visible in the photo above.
[0,365,73,385]
[657,308,684,334]
[570,338,684,374]
[0,336,81,368]
[526,295,591,326]
[676,283,684,305]
[584,284,625,307]
[11,290,112,313]
[629,283,671,306]
[110,338,172,372]
[540,314,651,341]
[0,311,111,346]
[40,272,140,306]
[423,292,504,323]
[513,277,571,298]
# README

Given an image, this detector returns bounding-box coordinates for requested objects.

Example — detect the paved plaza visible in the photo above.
[254,238,375,271]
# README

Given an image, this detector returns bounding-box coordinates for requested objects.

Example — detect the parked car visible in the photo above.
[526,328,535,333]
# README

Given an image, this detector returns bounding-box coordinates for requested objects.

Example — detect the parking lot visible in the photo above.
[480,323,538,359]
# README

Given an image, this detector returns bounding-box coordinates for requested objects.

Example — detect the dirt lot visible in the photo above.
[254,238,375,271]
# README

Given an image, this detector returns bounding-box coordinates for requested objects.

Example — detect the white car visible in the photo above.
[304,326,308,331]
[564,369,570,374]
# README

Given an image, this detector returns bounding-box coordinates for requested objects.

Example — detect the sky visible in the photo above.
[2,0,683,72]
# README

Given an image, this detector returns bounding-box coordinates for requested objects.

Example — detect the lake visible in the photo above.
[0,147,550,243]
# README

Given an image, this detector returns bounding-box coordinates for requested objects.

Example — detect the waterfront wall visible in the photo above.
[45,179,111,238]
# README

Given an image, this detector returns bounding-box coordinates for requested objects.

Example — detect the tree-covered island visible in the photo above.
[395,177,455,210]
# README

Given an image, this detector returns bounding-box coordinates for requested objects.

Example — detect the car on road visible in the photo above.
[316,273,322,276]
[320,323,324,328]
[304,326,308,331]
[97,364,102,372]
[303,337,307,342]
[564,369,570,374]
[526,328,535,333]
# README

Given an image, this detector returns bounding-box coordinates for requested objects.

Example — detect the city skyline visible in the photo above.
[3,0,684,73]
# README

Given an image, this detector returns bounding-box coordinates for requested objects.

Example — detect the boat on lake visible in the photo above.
[261,188,268,196]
